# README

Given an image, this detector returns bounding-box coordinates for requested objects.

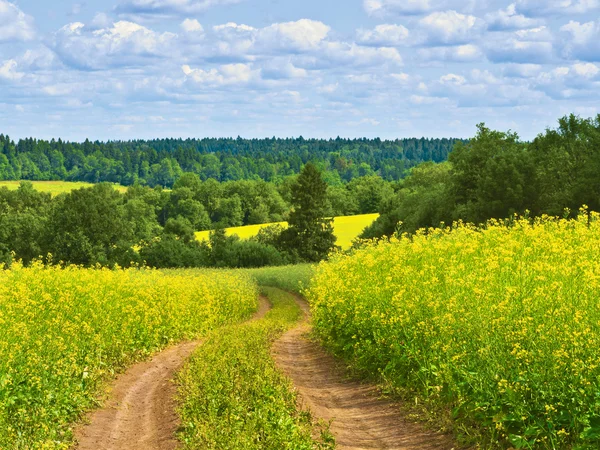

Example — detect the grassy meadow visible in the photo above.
[309,212,600,449]
[0,181,128,196]
[0,264,257,448]
[196,213,379,250]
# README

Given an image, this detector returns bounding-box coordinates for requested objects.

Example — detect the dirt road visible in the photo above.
[73,296,271,450]
[272,294,456,450]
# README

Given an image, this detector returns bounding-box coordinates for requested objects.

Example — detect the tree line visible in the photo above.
[364,114,600,238]
[0,135,463,186]
[0,164,337,269]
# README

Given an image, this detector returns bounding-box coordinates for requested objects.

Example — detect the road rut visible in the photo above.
[272,294,456,450]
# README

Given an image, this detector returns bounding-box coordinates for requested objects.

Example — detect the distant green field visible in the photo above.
[196,213,379,250]
[0,181,128,196]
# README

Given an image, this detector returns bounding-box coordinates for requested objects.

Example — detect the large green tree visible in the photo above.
[279,163,337,262]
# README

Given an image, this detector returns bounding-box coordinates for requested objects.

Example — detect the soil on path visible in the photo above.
[73,296,271,450]
[272,294,457,450]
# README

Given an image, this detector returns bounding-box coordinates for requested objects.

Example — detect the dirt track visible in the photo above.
[272,294,456,450]
[73,296,271,450]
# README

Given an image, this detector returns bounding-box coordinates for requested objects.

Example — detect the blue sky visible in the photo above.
[1,0,599,141]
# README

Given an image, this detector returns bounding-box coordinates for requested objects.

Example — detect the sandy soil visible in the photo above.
[272,294,457,450]
[73,295,271,450]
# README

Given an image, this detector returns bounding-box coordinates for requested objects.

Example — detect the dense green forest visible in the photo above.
[2,114,599,270]
[0,136,462,186]
[0,164,341,269]
[364,114,600,238]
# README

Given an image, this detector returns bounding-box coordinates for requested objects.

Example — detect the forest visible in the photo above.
[0,135,461,186]
[364,114,600,238]
[1,114,599,271]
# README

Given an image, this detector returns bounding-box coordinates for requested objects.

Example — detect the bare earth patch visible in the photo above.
[272,294,457,450]
[73,296,271,450]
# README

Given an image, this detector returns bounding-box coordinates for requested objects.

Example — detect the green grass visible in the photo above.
[176,287,333,449]
[0,181,128,196]
[240,265,315,294]
[195,213,379,250]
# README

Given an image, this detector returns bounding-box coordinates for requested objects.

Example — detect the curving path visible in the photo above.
[272,293,457,450]
[73,296,271,450]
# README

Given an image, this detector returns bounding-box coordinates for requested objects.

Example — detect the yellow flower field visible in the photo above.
[0,264,256,448]
[0,181,128,196]
[195,213,379,250]
[309,211,600,449]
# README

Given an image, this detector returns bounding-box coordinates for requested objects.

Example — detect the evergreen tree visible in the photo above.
[279,162,337,262]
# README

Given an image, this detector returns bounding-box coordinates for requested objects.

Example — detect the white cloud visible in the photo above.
[261,60,307,79]
[364,0,432,16]
[390,72,411,83]
[181,18,203,33]
[0,0,35,42]
[534,63,600,99]
[116,0,244,17]
[485,27,554,64]
[256,19,330,52]
[418,10,485,46]
[51,20,176,70]
[514,26,552,41]
[516,0,600,16]
[357,24,410,46]
[502,63,543,77]
[440,73,466,85]
[487,39,554,64]
[485,3,541,31]
[0,60,24,81]
[317,83,339,94]
[182,63,259,86]
[419,44,483,62]
[321,42,403,67]
[561,20,600,61]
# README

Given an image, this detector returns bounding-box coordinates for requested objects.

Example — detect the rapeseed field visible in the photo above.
[195,213,379,250]
[0,264,256,448]
[309,210,600,449]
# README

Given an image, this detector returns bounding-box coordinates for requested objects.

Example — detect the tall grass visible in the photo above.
[241,264,314,294]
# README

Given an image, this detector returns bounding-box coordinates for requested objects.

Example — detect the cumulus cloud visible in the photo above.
[320,42,403,67]
[419,44,484,62]
[485,27,554,64]
[561,20,600,61]
[487,39,554,64]
[51,20,176,70]
[502,63,543,78]
[182,62,259,86]
[485,3,541,31]
[363,0,432,16]
[418,10,485,46]
[357,24,410,46]
[516,0,600,16]
[115,0,244,17]
[0,0,35,42]
[534,63,600,99]
[0,60,24,81]
[261,60,307,80]
[181,18,203,33]
[256,19,330,52]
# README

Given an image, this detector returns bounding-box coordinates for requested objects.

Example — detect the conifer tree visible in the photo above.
[279,162,337,262]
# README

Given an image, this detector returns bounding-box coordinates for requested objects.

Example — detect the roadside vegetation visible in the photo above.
[241,265,314,294]
[310,211,600,449]
[0,264,256,448]
[177,287,333,449]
